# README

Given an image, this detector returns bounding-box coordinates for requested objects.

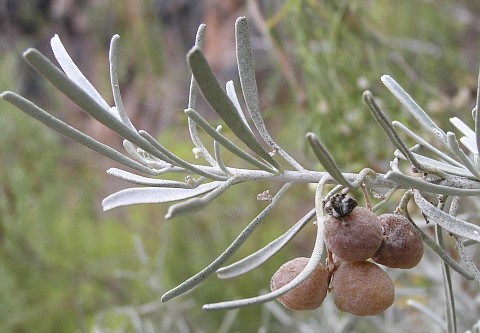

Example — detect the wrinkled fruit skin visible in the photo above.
[270,257,331,310]
[324,207,383,262]
[372,214,424,269]
[333,261,394,316]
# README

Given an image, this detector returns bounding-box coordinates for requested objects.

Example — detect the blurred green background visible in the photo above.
[1,1,480,332]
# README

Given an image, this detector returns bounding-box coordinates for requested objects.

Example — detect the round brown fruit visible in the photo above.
[372,213,424,269]
[333,261,394,316]
[270,257,331,311]
[324,206,383,262]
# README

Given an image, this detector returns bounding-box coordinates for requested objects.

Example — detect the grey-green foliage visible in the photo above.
[276,0,467,167]
[0,94,140,333]
[2,14,480,332]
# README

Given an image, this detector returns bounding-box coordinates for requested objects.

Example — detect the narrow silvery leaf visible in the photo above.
[363,91,436,175]
[139,130,228,181]
[23,48,166,161]
[435,224,457,333]
[203,178,327,311]
[1,91,156,175]
[51,34,112,112]
[187,24,217,166]
[446,132,480,178]
[450,117,475,140]
[102,181,223,211]
[406,212,473,279]
[187,47,280,170]
[455,239,480,283]
[123,140,169,169]
[393,121,462,168]
[459,137,477,155]
[306,132,352,188]
[226,80,252,134]
[235,17,303,171]
[387,171,480,196]
[161,183,291,303]
[381,75,447,141]
[109,34,136,130]
[235,17,262,134]
[165,176,236,219]
[450,117,477,154]
[187,116,217,166]
[393,150,474,178]
[188,23,206,110]
[413,190,480,242]
[213,125,232,175]
[107,168,197,188]
[475,65,480,155]
[185,108,276,173]
[407,300,448,330]
[216,208,315,279]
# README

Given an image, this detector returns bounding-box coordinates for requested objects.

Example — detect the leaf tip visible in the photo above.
[106,168,116,176]
[362,90,372,100]
[380,74,392,83]
[101,201,111,212]
[306,132,321,147]
[305,132,316,140]
[0,91,12,99]
[160,293,172,303]
[235,16,247,25]
[101,193,119,211]
[49,34,61,49]
[22,48,37,59]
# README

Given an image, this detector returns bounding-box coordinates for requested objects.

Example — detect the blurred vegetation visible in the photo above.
[1,0,480,332]
[266,0,478,171]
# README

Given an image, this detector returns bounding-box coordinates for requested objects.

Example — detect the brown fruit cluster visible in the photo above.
[324,206,383,262]
[270,193,424,316]
[333,261,394,316]
[325,193,423,315]
[372,214,424,269]
[270,257,331,310]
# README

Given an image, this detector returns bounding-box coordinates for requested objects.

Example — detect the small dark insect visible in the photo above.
[325,192,358,218]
